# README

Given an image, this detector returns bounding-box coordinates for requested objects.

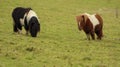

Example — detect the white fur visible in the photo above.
[26,10,38,24]
[84,13,99,29]
[20,13,27,25]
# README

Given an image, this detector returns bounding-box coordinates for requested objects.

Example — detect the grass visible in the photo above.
[0,0,120,67]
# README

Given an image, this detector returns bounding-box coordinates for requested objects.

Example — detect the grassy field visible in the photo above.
[0,0,120,67]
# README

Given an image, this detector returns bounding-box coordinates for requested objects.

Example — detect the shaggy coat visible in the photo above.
[12,7,32,33]
[25,10,40,37]
[76,13,103,40]
[12,7,40,37]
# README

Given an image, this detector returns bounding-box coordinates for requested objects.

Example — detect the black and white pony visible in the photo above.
[12,7,40,37]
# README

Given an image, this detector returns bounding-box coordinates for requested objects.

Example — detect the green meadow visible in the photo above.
[0,0,120,67]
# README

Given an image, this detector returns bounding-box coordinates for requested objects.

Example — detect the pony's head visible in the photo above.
[76,14,88,30]
[29,17,40,37]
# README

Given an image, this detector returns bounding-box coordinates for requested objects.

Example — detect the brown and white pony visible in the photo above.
[76,13,103,40]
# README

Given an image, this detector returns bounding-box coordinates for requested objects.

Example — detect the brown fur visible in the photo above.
[76,13,103,40]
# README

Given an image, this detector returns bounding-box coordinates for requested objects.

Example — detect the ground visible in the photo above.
[0,0,120,67]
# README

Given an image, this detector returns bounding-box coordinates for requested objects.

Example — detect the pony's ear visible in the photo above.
[75,16,79,22]
[76,15,81,23]
[25,8,32,12]
[82,15,88,23]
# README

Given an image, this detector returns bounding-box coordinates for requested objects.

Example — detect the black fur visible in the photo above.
[12,7,32,32]
[27,17,40,37]
[12,7,40,37]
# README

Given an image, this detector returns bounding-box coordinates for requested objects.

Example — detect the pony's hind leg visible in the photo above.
[90,32,95,40]
[17,23,22,34]
[86,34,90,40]
[13,23,18,32]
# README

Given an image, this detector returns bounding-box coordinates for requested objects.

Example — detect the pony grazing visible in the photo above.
[25,10,40,37]
[76,13,103,40]
[12,7,40,37]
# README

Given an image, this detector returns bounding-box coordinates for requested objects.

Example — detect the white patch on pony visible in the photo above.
[79,21,81,27]
[20,13,27,26]
[86,34,90,40]
[84,13,90,16]
[20,19,24,25]
[84,13,99,30]
[17,28,22,34]
[27,10,38,24]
